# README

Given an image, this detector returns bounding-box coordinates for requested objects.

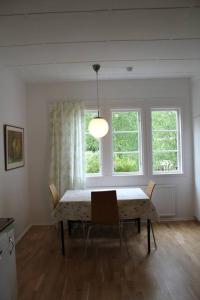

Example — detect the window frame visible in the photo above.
[84,109,102,177]
[111,109,143,176]
[151,108,183,175]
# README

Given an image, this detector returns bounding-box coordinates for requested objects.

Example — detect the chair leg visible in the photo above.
[81,221,87,239]
[84,225,92,257]
[119,222,123,249]
[68,221,72,236]
[137,218,141,233]
[150,221,157,249]
[122,222,130,257]
[147,219,151,254]
[60,221,65,256]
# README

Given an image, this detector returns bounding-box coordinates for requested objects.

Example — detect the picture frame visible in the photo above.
[4,125,24,171]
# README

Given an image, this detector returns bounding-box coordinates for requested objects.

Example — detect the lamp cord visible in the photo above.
[96,70,100,118]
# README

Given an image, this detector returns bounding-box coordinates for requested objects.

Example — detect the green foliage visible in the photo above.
[112,111,140,172]
[114,154,139,172]
[85,111,100,173]
[85,134,99,152]
[152,132,177,150]
[112,111,138,131]
[153,152,178,172]
[113,133,138,152]
[86,152,100,173]
[84,110,180,174]
[152,111,177,130]
[152,110,179,172]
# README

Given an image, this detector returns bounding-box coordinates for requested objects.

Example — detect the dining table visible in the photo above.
[54,187,159,256]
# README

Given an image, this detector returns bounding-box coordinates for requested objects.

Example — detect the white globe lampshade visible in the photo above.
[88,117,109,138]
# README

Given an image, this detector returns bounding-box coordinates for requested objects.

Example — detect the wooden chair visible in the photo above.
[84,190,123,255]
[49,184,73,233]
[49,183,60,209]
[145,180,157,248]
[49,183,66,255]
[49,183,87,256]
[145,180,156,200]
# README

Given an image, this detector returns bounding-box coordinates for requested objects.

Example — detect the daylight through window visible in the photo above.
[151,109,182,174]
[84,111,101,175]
[112,111,142,174]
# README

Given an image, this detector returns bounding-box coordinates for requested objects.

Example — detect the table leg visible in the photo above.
[137,218,141,233]
[60,221,65,256]
[68,221,72,236]
[147,219,151,254]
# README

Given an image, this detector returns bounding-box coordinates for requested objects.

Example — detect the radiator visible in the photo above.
[152,185,177,217]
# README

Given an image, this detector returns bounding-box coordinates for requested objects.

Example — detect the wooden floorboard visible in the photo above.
[16,221,200,300]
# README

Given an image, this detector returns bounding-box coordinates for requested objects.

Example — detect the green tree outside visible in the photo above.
[84,110,180,174]
[152,110,179,172]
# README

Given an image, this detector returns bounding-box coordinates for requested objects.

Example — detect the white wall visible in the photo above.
[191,78,200,220]
[27,78,194,224]
[0,69,30,239]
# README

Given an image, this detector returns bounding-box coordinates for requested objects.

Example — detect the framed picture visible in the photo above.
[4,125,24,171]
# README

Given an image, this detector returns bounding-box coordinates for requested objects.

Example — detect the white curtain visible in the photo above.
[49,101,85,196]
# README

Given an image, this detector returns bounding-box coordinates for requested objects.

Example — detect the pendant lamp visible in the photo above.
[88,64,109,138]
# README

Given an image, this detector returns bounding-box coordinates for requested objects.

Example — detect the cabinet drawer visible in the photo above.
[0,232,8,260]
[0,225,17,300]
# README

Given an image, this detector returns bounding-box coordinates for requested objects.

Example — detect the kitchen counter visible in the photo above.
[0,217,17,300]
[0,218,14,233]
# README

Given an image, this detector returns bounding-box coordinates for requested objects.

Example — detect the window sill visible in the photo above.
[86,173,144,178]
[152,171,183,176]
[112,172,144,177]
[86,174,102,178]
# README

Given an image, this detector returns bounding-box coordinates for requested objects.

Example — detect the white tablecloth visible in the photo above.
[54,188,159,221]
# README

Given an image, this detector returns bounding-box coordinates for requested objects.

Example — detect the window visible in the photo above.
[84,111,101,175]
[112,110,142,174]
[151,109,182,174]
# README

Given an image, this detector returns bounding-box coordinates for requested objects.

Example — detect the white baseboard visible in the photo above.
[31,222,54,226]
[159,216,195,222]
[15,224,32,244]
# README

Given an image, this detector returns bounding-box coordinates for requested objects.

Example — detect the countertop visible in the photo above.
[0,218,14,233]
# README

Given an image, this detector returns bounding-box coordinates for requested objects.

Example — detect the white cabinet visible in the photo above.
[0,224,17,300]
[194,116,200,220]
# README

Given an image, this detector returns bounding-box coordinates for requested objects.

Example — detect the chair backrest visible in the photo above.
[145,180,156,200]
[91,190,119,225]
[49,183,59,209]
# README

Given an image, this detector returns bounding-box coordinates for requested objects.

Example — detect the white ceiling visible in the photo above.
[0,0,200,82]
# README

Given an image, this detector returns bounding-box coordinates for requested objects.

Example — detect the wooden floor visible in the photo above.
[16,221,200,300]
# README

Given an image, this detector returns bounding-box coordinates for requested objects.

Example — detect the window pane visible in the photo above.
[114,153,139,172]
[152,111,177,130]
[112,111,138,131]
[86,152,100,173]
[152,110,181,174]
[85,135,99,152]
[85,111,100,174]
[153,152,178,172]
[152,132,177,151]
[112,110,142,174]
[85,111,98,131]
[113,132,138,152]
